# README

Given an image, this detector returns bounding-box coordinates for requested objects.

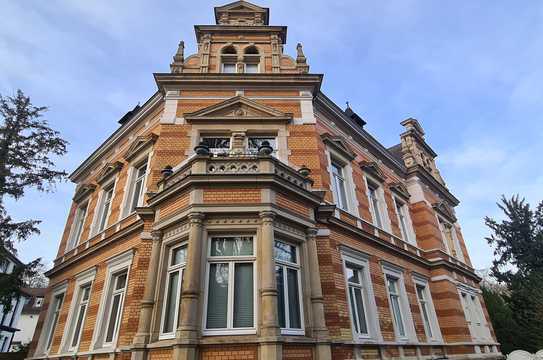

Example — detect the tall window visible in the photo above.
[416,284,433,339]
[128,161,147,214]
[368,182,383,229]
[96,184,114,234]
[201,137,230,155]
[386,275,406,338]
[45,293,64,351]
[439,218,459,259]
[395,198,414,244]
[345,263,369,336]
[221,45,237,73]
[160,245,187,338]
[275,241,303,334]
[104,270,128,345]
[68,284,91,350]
[331,162,348,210]
[67,202,88,250]
[248,137,276,155]
[205,236,255,334]
[243,46,260,73]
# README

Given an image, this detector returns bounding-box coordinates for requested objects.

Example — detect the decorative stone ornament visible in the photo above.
[170,41,185,73]
[296,43,310,74]
[298,165,311,177]
[194,143,210,156]
[161,165,173,178]
[258,141,273,156]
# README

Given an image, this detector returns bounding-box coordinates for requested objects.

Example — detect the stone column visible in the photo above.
[174,212,205,360]
[259,211,282,360]
[131,230,162,360]
[306,228,332,360]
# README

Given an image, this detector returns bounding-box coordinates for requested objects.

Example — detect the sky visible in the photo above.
[1,1,542,270]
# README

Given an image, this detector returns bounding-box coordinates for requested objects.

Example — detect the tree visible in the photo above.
[485,195,543,352]
[0,89,68,311]
[481,285,520,354]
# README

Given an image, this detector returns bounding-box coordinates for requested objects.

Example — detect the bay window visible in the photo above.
[160,244,187,338]
[274,240,303,334]
[204,236,255,334]
[331,161,348,211]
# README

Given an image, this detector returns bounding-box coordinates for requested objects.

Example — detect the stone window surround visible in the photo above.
[340,247,382,343]
[325,146,359,217]
[391,195,417,247]
[218,43,263,74]
[411,274,443,343]
[59,267,97,354]
[89,176,118,238]
[436,215,465,263]
[189,123,289,162]
[91,250,134,350]
[120,150,152,220]
[65,197,91,253]
[363,173,392,234]
[35,282,67,356]
[146,214,316,344]
[381,262,417,343]
[457,286,492,343]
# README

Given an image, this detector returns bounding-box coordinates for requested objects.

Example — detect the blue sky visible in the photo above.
[1,1,542,270]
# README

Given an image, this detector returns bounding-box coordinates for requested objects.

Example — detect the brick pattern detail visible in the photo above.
[200,344,257,360]
[203,188,260,203]
[283,344,313,360]
[275,192,311,217]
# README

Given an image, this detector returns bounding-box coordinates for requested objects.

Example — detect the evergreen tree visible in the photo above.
[485,195,543,352]
[0,90,68,310]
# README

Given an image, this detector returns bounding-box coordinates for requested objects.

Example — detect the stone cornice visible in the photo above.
[194,25,287,44]
[153,73,323,94]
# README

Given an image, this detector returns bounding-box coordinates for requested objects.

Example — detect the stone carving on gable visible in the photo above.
[389,182,410,200]
[214,1,269,26]
[399,118,446,186]
[124,133,158,162]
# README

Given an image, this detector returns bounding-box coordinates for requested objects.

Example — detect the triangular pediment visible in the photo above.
[433,201,457,223]
[184,96,292,123]
[96,161,123,185]
[124,133,158,162]
[390,182,410,200]
[321,133,356,161]
[360,160,385,182]
[215,1,269,25]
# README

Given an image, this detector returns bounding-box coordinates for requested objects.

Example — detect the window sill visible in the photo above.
[281,329,305,336]
[203,329,257,336]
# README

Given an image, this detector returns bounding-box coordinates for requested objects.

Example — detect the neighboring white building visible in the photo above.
[0,251,27,352]
[11,288,46,351]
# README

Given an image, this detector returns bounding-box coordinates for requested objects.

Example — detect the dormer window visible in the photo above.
[221,45,238,73]
[243,46,260,73]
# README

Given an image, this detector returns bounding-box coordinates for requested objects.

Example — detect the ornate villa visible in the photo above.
[28,1,501,359]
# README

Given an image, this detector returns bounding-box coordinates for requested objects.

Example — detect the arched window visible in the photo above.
[243,46,260,74]
[221,45,237,73]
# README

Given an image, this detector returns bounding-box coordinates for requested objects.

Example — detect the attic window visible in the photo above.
[243,46,260,74]
[221,45,238,74]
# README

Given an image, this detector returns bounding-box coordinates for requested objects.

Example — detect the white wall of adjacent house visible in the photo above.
[11,313,39,350]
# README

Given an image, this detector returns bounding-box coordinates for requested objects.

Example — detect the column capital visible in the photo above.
[188,212,205,225]
[151,230,163,241]
[259,210,276,224]
[306,227,318,239]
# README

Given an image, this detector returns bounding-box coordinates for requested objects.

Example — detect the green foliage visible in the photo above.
[485,195,543,352]
[0,90,68,311]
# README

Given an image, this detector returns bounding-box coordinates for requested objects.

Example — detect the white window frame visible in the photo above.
[202,235,257,336]
[437,216,465,262]
[60,268,96,353]
[364,176,391,232]
[244,62,260,74]
[66,200,89,251]
[341,249,381,342]
[37,284,67,355]
[159,243,187,339]
[412,276,442,343]
[121,153,151,219]
[382,264,417,342]
[393,196,416,245]
[459,288,491,342]
[274,240,304,336]
[325,146,359,216]
[92,251,133,350]
[221,62,237,74]
[91,178,117,236]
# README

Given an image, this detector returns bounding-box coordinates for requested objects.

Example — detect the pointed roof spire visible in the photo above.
[170,41,185,73]
[296,43,309,74]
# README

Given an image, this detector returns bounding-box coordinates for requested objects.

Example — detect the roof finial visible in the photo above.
[296,43,309,74]
[346,101,350,109]
[170,40,185,73]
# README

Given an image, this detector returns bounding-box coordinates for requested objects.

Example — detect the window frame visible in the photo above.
[38,284,66,355]
[459,288,491,341]
[382,265,417,342]
[393,196,416,245]
[365,176,391,232]
[200,135,232,156]
[121,153,151,219]
[159,243,187,339]
[91,178,117,236]
[221,62,237,74]
[92,251,133,350]
[331,161,349,211]
[437,216,465,262]
[66,200,89,251]
[274,239,304,336]
[412,276,442,343]
[202,235,257,336]
[340,249,381,342]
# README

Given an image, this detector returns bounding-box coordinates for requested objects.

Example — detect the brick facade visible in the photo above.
[28,2,500,360]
